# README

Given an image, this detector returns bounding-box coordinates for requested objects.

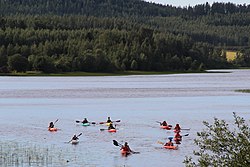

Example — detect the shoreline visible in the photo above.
[0,70,223,77]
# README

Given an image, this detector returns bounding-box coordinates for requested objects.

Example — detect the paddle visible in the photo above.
[68,133,82,143]
[99,120,121,124]
[112,140,140,154]
[54,119,59,124]
[75,120,96,124]
[113,140,123,147]
[181,128,190,130]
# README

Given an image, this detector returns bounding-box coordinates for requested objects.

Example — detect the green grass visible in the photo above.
[235,89,250,93]
[0,70,207,77]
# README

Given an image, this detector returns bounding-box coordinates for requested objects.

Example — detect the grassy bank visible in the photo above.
[0,70,206,77]
[235,89,250,93]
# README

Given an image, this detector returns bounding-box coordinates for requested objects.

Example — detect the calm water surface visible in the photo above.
[0,69,250,167]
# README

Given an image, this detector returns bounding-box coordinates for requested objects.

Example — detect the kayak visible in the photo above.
[163,145,178,150]
[48,127,57,132]
[71,140,79,145]
[120,149,130,155]
[108,129,116,133]
[82,122,90,126]
[160,126,171,130]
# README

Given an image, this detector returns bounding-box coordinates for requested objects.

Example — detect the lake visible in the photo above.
[0,69,250,167]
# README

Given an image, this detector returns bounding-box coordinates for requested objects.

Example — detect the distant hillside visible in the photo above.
[0,0,172,17]
[0,0,250,17]
[1,0,250,74]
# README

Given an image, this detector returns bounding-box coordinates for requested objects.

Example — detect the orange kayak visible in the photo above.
[163,145,178,150]
[48,127,57,132]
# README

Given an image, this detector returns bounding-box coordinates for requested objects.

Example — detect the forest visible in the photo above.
[0,0,250,73]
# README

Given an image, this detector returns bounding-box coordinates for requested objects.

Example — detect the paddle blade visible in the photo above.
[115,120,121,123]
[168,125,173,127]
[113,140,120,146]
[91,122,96,124]
[76,120,81,123]
[100,129,107,131]
[99,122,105,124]
[132,151,140,154]
[157,141,164,145]
[183,133,189,136]
[77,133,82,137]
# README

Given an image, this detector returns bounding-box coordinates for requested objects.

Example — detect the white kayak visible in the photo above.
[71,140,79,144]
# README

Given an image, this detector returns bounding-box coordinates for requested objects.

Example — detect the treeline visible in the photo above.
[1,16,227,73]
[1,0,250,17]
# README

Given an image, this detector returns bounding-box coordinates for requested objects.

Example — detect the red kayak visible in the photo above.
[160,126,171,130]
[108,129,116,133]
[120,149,130,155]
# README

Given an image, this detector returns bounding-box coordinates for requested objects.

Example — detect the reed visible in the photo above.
[0,141,67,167]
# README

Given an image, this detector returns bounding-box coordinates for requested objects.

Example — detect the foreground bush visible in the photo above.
[184,112,250,167]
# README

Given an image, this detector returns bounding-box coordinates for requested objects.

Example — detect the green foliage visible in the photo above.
[1,1,250,73]
[235,89,250,93]
[184,113,250,167]
[8,54,28,72]
[32,56,56,73]
[0,54,8,67]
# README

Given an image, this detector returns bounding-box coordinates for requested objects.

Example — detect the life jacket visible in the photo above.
[122,146,130,152]
[175,133,181,138]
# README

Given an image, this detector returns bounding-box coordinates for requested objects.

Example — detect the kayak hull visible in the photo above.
[71,140,79,145]
[121,149,130,155]
[108,129,116,133]
[82,123,90,126]
[164,145,178,150]
[160,126,171,130]
[48,128,57,132]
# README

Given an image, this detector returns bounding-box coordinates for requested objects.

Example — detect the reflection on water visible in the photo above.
[0,69,250,166]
